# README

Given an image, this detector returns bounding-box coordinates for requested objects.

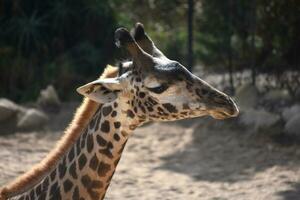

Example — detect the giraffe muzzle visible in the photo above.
[210,96,239,119]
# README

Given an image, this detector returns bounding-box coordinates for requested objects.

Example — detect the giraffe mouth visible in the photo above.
[210,107,239,119]
[209,96,239,119]
[210,111,229,119]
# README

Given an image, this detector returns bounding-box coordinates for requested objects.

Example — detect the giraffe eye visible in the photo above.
[147,84,168,94]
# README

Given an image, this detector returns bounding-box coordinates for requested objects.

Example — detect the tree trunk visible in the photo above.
[187,0,194,72]
[228,0,234,95]
[250,0,257,86]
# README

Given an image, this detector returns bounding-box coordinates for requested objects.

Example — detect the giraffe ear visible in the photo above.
[76,78,122,103]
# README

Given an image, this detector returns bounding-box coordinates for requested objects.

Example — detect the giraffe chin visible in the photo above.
[210,111,232,120]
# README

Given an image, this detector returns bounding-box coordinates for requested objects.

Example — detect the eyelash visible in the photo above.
[147,84,169,94]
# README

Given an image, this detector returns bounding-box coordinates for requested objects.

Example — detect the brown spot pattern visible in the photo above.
[86,134,94,153]
[126,110,135,118]
[58,158,67,179]
[72,186,80,200]
[78,154,87,170]
[101,120,110,133]
[81,174,103,192]
[89,153,99,171]
[69,161,78,179]
[50,169,56,181]
[97,162,111,177]
[99,147,113,159]
[162,103,178,113]
[102,106,112,116]
[111,111,117,117]
[63,179,73,193]
[96,135,107,146]
[113,133,120,141]
[113,122,121,129]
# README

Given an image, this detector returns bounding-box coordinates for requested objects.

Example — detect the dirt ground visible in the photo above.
[1,104,300,200]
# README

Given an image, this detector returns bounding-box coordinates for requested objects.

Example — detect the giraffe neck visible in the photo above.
[15,100,139,200]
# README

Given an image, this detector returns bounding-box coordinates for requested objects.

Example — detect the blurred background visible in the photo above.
[1,0,300,199]
[1,0,299,102]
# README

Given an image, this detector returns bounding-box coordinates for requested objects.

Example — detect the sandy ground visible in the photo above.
[1,104,300,200]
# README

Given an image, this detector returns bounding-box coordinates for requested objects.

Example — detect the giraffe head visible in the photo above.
[77,23,239,123]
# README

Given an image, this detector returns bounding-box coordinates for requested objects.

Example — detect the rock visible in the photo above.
[0,98,19,121]
[17,109,49,131]
[240,108,281,133]
[282,104,300,122]
[284,114,300,136]
[235,83,259,109]
[263,89,292,104]
[37,85,61,112]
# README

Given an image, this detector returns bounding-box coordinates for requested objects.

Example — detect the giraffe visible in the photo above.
[0,23,239,200]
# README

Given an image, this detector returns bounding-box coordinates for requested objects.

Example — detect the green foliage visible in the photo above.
[255,0,300,72]
[112,0,188,64]
[0,0,299,102]
[196,0,300,73]
[0,0,118,102]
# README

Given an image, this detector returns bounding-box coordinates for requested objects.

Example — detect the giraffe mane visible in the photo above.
[0,65,119,200]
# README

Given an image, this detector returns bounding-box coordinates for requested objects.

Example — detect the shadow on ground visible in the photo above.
[276,182,300,200]
[158,117,300,183]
